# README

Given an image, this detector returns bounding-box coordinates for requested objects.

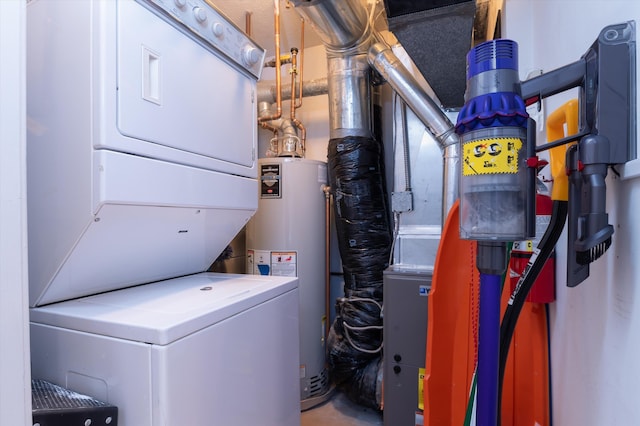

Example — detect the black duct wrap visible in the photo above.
[327,135,392,409]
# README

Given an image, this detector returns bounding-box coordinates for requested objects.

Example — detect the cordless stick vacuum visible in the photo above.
[456,20,636,425]
[456,39,536,426]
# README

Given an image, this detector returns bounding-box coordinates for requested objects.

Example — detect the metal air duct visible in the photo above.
[367,42,460,220]
[293,0,374,139]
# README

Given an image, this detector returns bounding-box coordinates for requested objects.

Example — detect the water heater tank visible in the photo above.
[246,157,329,403]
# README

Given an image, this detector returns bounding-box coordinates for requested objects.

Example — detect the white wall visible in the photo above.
[505,1,640,424]
[0,0,31,424]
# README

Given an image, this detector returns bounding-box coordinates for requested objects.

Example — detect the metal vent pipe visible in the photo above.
[291,0,370,51]
[367,42,460,220]
[293,0,374,139]
[257,77,328,104]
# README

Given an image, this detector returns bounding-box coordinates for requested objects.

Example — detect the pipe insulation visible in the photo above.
[327,135,391,408]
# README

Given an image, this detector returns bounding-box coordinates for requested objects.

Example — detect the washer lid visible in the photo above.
[30,273,298,345]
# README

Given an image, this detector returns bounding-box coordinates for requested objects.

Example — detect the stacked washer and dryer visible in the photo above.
[26,1,300,425]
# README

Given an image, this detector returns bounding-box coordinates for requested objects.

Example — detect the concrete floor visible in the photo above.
[301,390,383,426]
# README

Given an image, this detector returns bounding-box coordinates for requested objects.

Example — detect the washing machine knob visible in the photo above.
[212,22,224,38]
[174,0,186,8]
[242,46,261,67]
[193,7,207,23]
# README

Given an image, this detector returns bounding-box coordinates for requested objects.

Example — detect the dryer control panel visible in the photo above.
[139,0,266,79]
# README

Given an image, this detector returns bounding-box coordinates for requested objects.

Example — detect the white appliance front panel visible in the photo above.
[115,0,257,168]
[27,0,257,179]
[28,149,258,307]
[30,278,300,426]
[152,287,300,425]
[30,324,154,426]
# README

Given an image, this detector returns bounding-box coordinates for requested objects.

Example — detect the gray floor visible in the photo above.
[301,390,383,426]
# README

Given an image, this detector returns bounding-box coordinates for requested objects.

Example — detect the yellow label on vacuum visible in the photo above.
[463,137,522,176]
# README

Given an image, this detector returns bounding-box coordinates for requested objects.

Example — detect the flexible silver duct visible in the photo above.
[367,42,460,220]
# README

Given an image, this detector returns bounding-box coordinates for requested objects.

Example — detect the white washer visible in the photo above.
[30,273,300,426]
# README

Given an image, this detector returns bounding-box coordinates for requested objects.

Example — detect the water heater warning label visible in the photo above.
[271,251,297,277]
[247,249,298,277]
[260,164,281,198]
[463,137,522,176]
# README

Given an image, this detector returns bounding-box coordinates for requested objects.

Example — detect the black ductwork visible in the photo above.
[326,135,391,409]
[384,0,472,18]
[384,0,477,108]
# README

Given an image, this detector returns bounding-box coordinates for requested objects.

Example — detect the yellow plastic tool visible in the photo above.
[546,99,579,201]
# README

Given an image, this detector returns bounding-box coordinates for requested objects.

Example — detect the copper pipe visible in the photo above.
[245,11,252,37]
[323,185,332,345]
[258,0,282,123]
[260,121,279,134]
[295,18,304,109]
[290,47,298,119]
[292,118,306,156]
[289,47,306,155]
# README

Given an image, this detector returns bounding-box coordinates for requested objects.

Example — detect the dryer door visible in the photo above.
[114,0,256,168]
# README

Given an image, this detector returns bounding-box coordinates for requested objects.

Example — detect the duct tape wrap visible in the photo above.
[329,136,392,281]
[326,135,391,409]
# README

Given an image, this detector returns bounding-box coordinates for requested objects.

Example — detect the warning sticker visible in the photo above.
[463,137,522,176]
[271,251,297,277]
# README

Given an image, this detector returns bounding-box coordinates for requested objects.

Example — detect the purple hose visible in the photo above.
[477,272,501,426]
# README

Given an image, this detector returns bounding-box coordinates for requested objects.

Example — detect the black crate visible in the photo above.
[32,379,118,426]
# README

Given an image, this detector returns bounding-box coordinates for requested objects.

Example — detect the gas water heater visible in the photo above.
[246,157,330,406]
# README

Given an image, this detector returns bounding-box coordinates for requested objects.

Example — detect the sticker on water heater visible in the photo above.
[463,137,522,176]
[249,249,272,275]
[260,164,281,198]
[271,251,297,277]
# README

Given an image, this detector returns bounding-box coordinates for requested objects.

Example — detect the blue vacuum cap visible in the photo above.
[467,39,519,79]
